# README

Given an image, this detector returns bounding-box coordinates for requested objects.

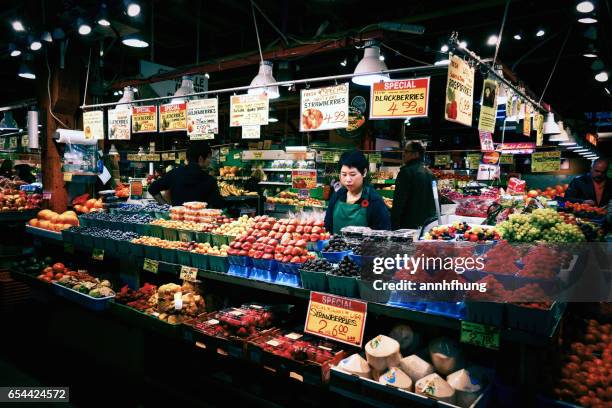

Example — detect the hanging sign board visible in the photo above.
[466,153,481,170]
[230,94,269,127]
[535,113,544,146]
[186,98,217,140]
[292,169,317,189]
[370,77,430,119]
[300,83,349,131]
[445,54,475,127]
[479,130,495,152]
[523,104,532,137]
[108,109,131,140]
[304,292,367,347]
[83,110,104,141]
[477,164,500,180]
[242,125,261,139]
[160,102,187,132]
[505,91,515,119]
[531,151,561,172]
[499,154,514,165]
[132,106,158,133]
[478,79,498,132]
[499,142,536,154]
[320,151,336,163]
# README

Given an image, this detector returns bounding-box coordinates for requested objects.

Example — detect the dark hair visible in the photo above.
[592,158,609,169]
[0,159,13,177]
[187,141,212,163]
[405,141,425,158]
[339,150,369,175]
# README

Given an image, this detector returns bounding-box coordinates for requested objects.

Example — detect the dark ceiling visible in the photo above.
[1,0,611,134]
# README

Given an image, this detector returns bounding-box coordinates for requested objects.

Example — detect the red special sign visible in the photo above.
[370,77,430,119]
[304,292,367,347]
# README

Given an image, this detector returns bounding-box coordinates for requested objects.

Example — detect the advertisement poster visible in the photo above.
[531,151,561,172]
[445,54,475,127]
[478,79,498,132]
[477,164,501,180]
[482,151,500,165]
[500,142,536,154]
[107,109,131,140]
[132,106,158,133]
[370,77,430,119]
[535,113,544,146]
[499,154,514,165]
[242,125,261,139]
[159,102,187,132]
[523,104,531,136]
[300,83,349,131]
[230,94,269,127]
[505,90,514,119]
[479,130,495,152]
[186,99,218,140]
[292,169,317,189]
[467,153,481,170]
[83,110,104,140]
[434,154,451,166]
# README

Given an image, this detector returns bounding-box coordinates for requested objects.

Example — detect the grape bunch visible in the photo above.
[497,209,585,243]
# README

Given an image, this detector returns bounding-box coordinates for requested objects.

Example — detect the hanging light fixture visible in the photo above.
[29,35,42,51]
[0,112,19,130]
[352,40,389,86]
[126,1,141,17]
[269,107,279,123]
[77,18,92,35]
[543,113,561,134]
[550,124,570,142]
[248,61,280,99]
[559,131,578,146]
[122,32,149,48]
[18,55,36,79]
[8,43,21,57]
[97,3,111,26]
[172,75,196,103]
[595,71,609,82]
[576,1,595,13]
[12,20,25,32]
[116,86,135,110]
[41,31,53,43]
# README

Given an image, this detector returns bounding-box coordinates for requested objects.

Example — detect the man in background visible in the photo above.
[148,141,223,208]
[566,158,610,207]
[391,141,437,229]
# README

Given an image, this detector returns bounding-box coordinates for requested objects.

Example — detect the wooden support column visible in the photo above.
[38,46,82,213]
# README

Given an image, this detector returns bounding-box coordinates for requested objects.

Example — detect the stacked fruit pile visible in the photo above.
[70,227,139,242]
[518,246,562,279]
[81,212,154,225]
[150,218,216,232]
[481,241,521,275]
[301,258,334,272]
[0,186,41,210]
[331,257,360,277]
[563,202,607,219]
[194,305,275,339]
[73,198,104,214]
[191,242,228,256]
[250,329,342,364]
[132,236,184,250]
[497,208,585,243]
[28,210,79,232]
[459,226,500,242]
[323,236,351,252]
[212,215,253,235]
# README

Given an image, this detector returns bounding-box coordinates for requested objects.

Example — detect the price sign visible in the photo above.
[21,135,29,147]
[180,265,198,282]
[300,83,349,132]
[265,202,275,211]
[370,77,430,119]
[233,153,241,160]
[63,173,73,182]
[321,151,335,163]
[92,248,104,261]
[178,231,191,242]
[304,292,367,347]
[460,321,500,350]
[298,189,310,200]
[143,258,159,274]
[434,154,451,166]
[230,94,269,126]
[64,242,75,254]
[178,152,187,161]
[219,156,226,163]
[499,154,514,165]
[368,153,382,164]
[531,151,561,172]
[466,153,481,170]
[253,152,263,160]
[9,137,18,149]
[220,147,229,155]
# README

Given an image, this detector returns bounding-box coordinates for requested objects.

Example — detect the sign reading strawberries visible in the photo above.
[445,54,475,127]
[305,292,367,347]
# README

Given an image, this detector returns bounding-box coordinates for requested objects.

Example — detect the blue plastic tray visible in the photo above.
[425,301,467,319]
[228,265,250,278]
[321,250,352,264]
[277,262,302,274]
[52,282,114,312]
[228,255,252,267]
[249,267,277,282]
[252,258,278,271]
[275,271,300,287]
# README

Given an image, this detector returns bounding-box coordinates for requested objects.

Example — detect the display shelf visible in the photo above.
[223,195,259,201]
[0,209,39,222]
[259,181,293,186]
[25,225,64,241]
[262,168,294,172]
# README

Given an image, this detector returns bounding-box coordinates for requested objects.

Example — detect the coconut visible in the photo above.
[399,354,434,383]
[379,367,413,391]
[388,323,418,354]
[415,373,456,404]
[447,369,482,407]
[337,354,371,379]
[429,337,462,375]
[365,335,401,372]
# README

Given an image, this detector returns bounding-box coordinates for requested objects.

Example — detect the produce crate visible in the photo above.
[52,282,114,312]
[177,250,192,266]
[425,301,467,319]
[278,262,302,275]
[209,255,229,273]
[108,301,181,338]
[162,227,178,242]
[195,232,210,244]
[177,229,195,242]
[247,332,346,386]
[116,240,131,256]
[81,234,94,250]
[144,245,160,261]
[250,268,277,283]
[228,255,252,267]
[466,302,505,327]
[135,223,150,236]
[104,237,118,253]
[159,247,177,264]
[349,254,375,268]
[148,224,164,238]
[506,302,565,335]
[275,272,300,287]
[357,279,390,304]
[130,242,145,257]
[62,229,75,244]
[299,270,328,291]
[190,252,209,270]
[228,265,250,278]
[252,258,278,271]
[322,250,352,264]
[327,274,359,298]
[211,234,228,247]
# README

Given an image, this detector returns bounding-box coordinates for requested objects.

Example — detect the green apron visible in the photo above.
[332,187,370,234]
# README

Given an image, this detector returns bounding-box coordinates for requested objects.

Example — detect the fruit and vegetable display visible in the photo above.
[497,208,585,243]
[114,183,130,198]
[212,215,253,235]
[188,304,276,339]
[331,257,359,277]
[80,211,154,225]
[55,271,115,298]
[71,196,104,214]
[218,166,240,177]
[458,226,500,242]
[11,256,57,277]
[323,236,351,252]
[218,181,258,197]
[150,218,216,232]
[524,184,568,200]
[300,258,334,273]
[169,205,223,222]
[0,184,41,211]
[561,201,607,218]
[115,203,170,214]
[131,236,186,250]
[115,281,206,324]
[552,317,611,407]
[192,242,229,256]
[454,197,498,218]
[266,192,324,207]
[68,226,139,242]
[28,209,79,232]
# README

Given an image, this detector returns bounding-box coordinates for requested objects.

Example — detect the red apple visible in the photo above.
[312,226,322,234]
[254,251,264,259]
[304,226,313,233]
[291,247,302,256]
[279,226,287,233]
[296,239,307,248]
[310,233,320,242]
[239,250,248,256]
[296,225,304,233]
[274,253,284,261]
[290,256,301,263]
[272,223,280,231]
[262,253,273,260]
[264,245,274,254]
[283,246,293,256]
[282,255,292,263]
[268,239,278,246]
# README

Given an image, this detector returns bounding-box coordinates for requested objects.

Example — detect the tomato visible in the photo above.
[52,263,65,273]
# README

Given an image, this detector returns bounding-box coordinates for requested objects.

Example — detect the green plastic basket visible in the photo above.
[211,234,226,247]
[327,274,359,298]
[149,224,164,238]
[209,255,229,272]
[177,250,192,266]
[135,224,150,236]
[159,247,177,264]
[299,270,329,291]
[117,240,131,256]
[82,234,94,249]
[104,237,118,253]
[144,245,160,260]
[177,229,195,243]
[162,227,178,242]
[190,252,209,270]
[130,242,145,257]
[195,232,211,244]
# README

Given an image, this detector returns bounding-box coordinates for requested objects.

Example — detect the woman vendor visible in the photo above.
[324,150,391,234]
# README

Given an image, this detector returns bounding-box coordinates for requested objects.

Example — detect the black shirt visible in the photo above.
[391,160,438,229]
[148,163,224,207]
